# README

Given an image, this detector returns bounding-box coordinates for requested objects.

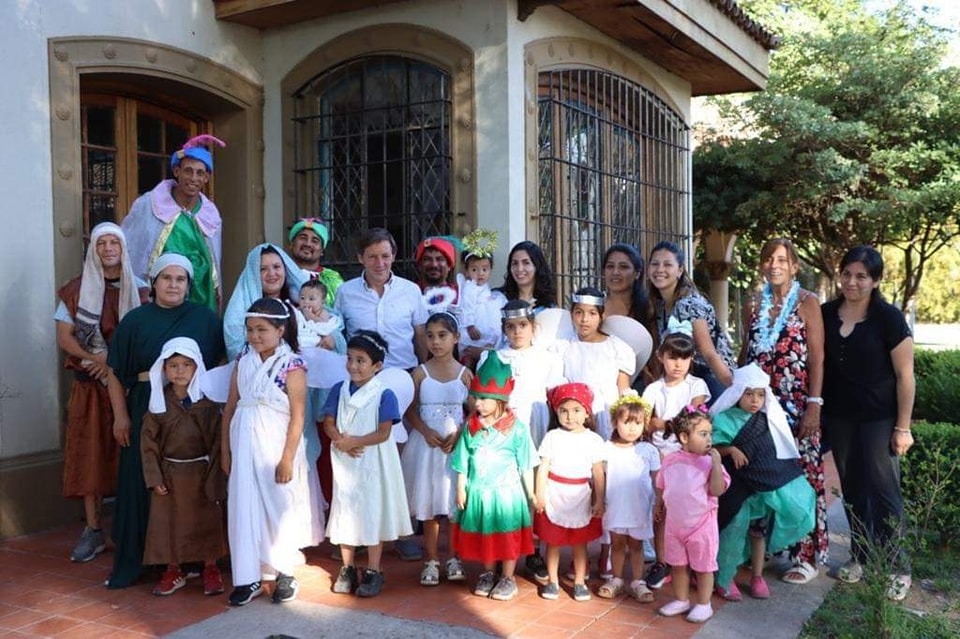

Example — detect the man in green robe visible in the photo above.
[121,135,226,312]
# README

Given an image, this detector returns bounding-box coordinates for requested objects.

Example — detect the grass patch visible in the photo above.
[801,545,960,639]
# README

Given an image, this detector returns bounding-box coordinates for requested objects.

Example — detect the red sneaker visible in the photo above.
[153,567,186,596]
[203,564,225,596]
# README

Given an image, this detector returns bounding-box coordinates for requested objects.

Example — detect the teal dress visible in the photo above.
[106,301,224,588]
[714,407,816,588]
[449,411,538,562]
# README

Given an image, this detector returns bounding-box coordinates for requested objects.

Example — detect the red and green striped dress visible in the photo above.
[449,411,538,562]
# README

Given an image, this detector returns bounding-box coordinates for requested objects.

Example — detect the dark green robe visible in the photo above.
[106,301,224,588]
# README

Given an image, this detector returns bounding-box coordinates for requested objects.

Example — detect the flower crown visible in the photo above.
[609,389,653,417]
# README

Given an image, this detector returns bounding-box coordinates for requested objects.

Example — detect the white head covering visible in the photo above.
[149,253,194,281]
[74,222,141,356]
[148,337,207,414]
[709,363,799,459]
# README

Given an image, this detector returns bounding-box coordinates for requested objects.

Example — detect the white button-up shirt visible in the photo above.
[335,271,428,369]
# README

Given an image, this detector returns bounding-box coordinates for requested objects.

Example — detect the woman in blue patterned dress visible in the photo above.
[739,238,826,585]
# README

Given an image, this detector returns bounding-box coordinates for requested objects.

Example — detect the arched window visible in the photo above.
[537,69,690,297]
[293,55,453,279]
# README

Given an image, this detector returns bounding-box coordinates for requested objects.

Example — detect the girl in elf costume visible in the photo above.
[450,351,538,602]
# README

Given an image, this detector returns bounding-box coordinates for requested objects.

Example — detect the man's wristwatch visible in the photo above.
[807,397,824,406]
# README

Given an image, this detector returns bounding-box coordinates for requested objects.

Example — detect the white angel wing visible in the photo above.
[377,367,415,444]
[300,347,349,389]
[199,361,235,403]
[601,315,654,382]
[534,308,575,347]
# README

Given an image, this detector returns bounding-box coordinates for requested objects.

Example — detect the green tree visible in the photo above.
[695,0,960,307]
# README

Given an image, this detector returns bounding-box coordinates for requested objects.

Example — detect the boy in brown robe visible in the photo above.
[141,337,226,596]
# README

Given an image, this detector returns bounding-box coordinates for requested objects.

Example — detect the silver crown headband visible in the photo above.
[501,306,535,319]
[356,333,386,353]
[571,293,606,307]
[246,311,290,320]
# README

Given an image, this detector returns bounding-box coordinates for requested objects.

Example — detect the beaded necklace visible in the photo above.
[755,280,800,352]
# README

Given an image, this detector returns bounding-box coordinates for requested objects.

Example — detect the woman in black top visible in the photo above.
[821,245,915,601]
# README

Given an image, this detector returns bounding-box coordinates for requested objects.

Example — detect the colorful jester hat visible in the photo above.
[469,350,515,401]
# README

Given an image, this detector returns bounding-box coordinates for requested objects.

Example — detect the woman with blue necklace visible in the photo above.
[739,238,825,586]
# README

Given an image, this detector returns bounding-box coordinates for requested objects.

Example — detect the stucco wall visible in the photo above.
[259,0,691,265]
[0,1,260,460]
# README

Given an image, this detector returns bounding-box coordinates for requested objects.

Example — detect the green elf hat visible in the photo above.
[470,350,515,401]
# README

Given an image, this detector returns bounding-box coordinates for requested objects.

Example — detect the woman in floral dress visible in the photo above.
[740,238,826,584]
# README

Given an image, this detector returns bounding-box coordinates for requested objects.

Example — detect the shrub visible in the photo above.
[901,421,960,546]
[913,349,960,423]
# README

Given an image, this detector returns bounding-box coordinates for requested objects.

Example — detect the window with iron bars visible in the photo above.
[293,55,453,281]
[537,69,690,302]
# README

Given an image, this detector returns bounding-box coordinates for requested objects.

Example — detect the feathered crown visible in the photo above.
[462,228,498,260]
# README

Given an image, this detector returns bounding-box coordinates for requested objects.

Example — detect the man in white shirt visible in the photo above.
[335,228,428,370]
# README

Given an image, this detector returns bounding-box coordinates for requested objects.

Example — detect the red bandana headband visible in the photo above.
[547,382,594,413]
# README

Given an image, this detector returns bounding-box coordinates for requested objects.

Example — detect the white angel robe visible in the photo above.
[228,345,320,585]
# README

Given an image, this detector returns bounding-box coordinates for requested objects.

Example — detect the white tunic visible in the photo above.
[538,429,605,528]
[602,441,660,538]
[228,345,319,585]
[456,274,504,350]
[642,375,710,455]
[557,336,636,440]
[400,365,467,520]
[481,345,566,448]
[326,377,413,545]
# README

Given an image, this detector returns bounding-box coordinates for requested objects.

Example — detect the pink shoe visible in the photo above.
[750,576,770,599]
[658,599,691,617]
[714,581,742,601]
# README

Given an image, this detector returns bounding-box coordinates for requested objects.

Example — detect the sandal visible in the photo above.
[781,561,818,585]
[419,560,440,586]
[838,561,863,584]
[445,556,466,582]
[630,579,655,603]
[597,577,624,599]
[886,574,911,602]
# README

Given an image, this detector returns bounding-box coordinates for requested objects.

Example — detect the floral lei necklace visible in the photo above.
[755,280,800,352]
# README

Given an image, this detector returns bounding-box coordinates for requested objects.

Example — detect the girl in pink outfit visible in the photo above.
[654,405,730,624]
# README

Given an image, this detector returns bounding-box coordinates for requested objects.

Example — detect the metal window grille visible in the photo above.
[293,55,453,280]
[538,69,691,301]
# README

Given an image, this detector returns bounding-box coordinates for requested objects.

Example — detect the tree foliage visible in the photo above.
[695,0,960,308]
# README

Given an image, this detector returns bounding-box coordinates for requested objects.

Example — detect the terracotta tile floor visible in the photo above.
[0,454,840,638]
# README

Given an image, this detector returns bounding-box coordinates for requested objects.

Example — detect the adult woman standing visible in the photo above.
[821,246,914,600]
[647,241,734,399]
[223,243,309,359]
[496,241,557,312]
[740,238,826,584]
[602,243,657,384]
[106,254,224,588]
